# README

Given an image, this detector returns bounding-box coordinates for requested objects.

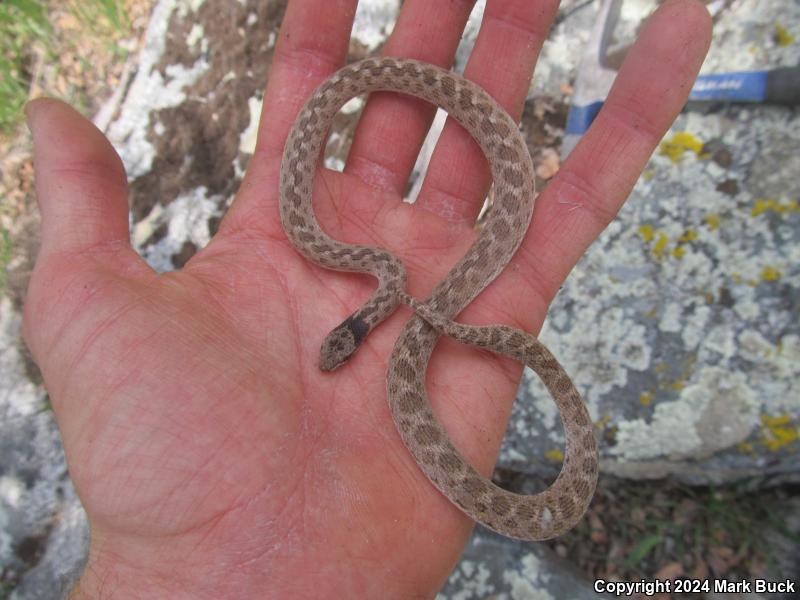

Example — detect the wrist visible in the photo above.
[68,527,264,600]
[70,539,203,600]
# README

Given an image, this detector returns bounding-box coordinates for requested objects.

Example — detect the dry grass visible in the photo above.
[0,0,154,298]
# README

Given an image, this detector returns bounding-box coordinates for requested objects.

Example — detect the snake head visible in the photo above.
[319,314,370,371]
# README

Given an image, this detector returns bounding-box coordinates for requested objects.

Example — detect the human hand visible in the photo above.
[24,0,710,597]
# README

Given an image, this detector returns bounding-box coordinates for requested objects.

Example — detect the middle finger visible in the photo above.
[415,0,559,223]
[343,0,478,194]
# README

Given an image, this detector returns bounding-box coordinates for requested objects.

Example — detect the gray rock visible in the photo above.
[438,528,606,600]
[0,299,88,598]
[499,0,800,489]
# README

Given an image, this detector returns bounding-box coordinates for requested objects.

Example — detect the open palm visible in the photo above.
[24,0,710,597]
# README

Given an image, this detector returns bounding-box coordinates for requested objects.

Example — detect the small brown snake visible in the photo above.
[279,57,598,540]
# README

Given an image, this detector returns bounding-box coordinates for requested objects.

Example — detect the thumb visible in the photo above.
[25,98,133,257]
[23,99,150,365]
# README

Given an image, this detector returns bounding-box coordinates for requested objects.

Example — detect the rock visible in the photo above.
[501,101,800,488]
[437,528,604,600]
[0,298,87,598]
[499,0,800,490]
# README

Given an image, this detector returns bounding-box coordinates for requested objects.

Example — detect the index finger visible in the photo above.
[512,0,712,317]
[220,0,358,238]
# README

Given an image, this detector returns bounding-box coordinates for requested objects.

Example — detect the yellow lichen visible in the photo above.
[775,23,796,47]
[596,414,612,429]
[764,415,791,427]
[752,198,774,216]
[751,197,800,217]
[760,414,798,451]
[639,226,690,260]
[639,392,654,406]
[704,214,720,230]
[761,266,781,281]
[545,449,565,462]
[658,132,704,163]
[652,232,669,258]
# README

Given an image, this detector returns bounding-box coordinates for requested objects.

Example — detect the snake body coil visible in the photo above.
[279,57,598,540]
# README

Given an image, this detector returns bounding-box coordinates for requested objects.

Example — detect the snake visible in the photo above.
[278,57,598,540]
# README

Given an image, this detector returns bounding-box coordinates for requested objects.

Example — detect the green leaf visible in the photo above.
[623,534,662,567]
